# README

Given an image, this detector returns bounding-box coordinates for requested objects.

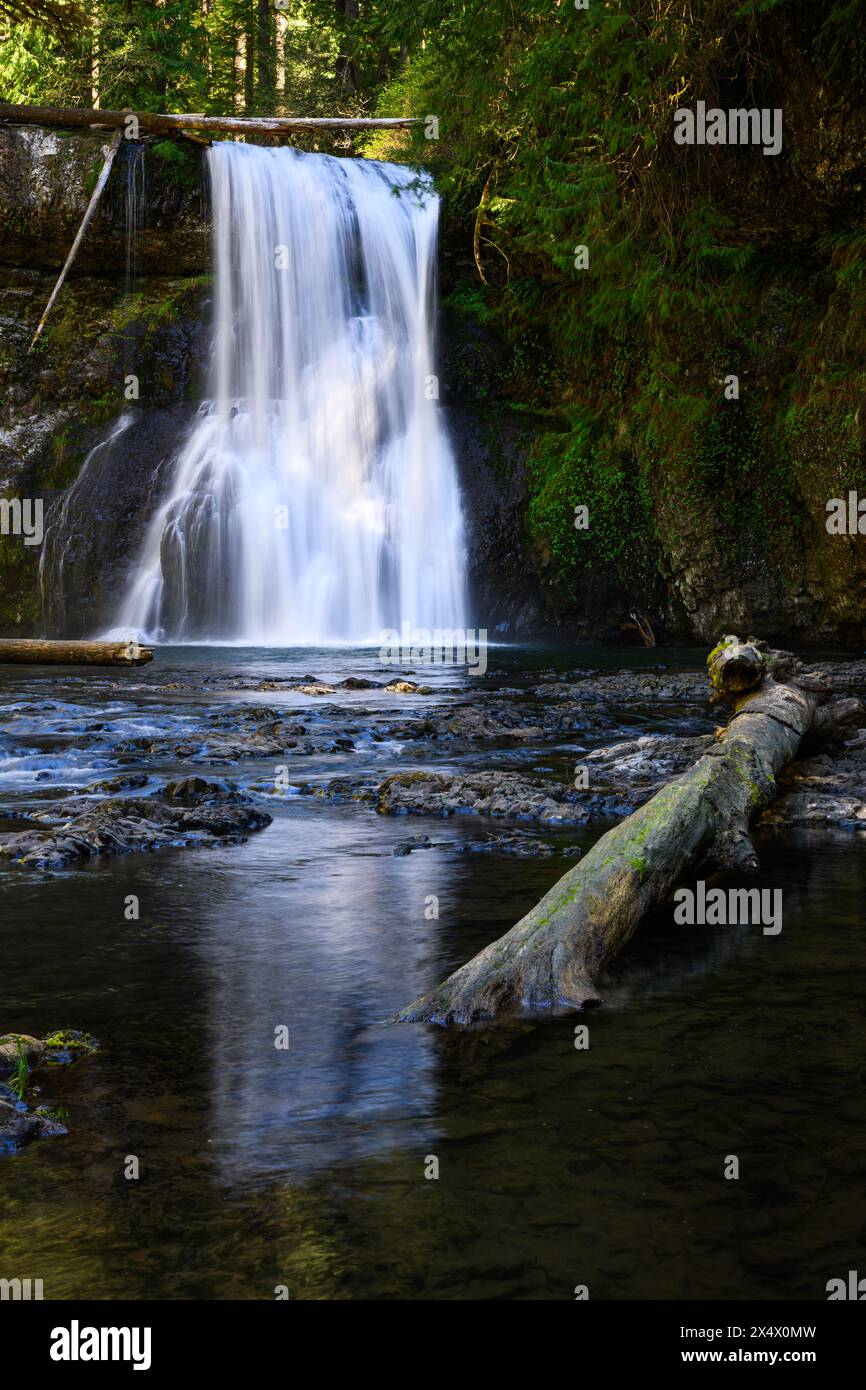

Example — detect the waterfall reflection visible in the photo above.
[189,811,448,1181]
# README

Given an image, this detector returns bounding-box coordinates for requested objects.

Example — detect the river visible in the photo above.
[1,644,863,1299]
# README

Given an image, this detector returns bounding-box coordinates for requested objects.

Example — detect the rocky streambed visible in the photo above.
[1,649,864,873]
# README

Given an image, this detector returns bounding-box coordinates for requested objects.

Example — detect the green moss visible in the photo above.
[151,139,200,190]
[525,409,658,595]
[43,1030,97,1053]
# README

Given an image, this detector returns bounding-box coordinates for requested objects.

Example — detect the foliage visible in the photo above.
[3,0,866,620]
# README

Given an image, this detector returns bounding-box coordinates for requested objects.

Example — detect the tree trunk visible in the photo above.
[0,640,153,666]
[244,21,255,113]
[0,103,417,133]
[257,0,274,107]
[335,0,360,92]
[233,26,244,115]
[396,640,837,1025]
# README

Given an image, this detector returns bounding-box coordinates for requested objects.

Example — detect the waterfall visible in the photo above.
[110,142,468,644]
[124,141,146,291]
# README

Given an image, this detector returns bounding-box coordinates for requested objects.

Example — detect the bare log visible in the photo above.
[0,639,153,666]
[28,127,122,352]
[396,639,832,1025]
[0,103,419,135]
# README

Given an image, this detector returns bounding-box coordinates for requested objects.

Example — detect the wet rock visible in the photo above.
[0,791,272,868]
[459,832,557,857]
[761,728,866,831]
[430,704,550,742]
[303,766,637,824]
[537,669,710,704]
[0,1099,65,1152]
[0,1028,94,1153]
[377,770,584,823]
[585,733,713,791]
[0,1034,45,1067]
[384,680,432,695]
[299,777,379,805]
[393,834,435,856]
[159,776,247,804]
[86,773,150,794]
[110,706,308,762]
[339,677,382,689]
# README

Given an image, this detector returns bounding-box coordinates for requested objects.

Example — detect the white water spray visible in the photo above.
[112,143,467,643]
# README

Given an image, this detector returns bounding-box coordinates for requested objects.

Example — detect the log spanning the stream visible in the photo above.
[0,103,420,136]
[0,639,154,666]
[396,636,855,1026]
[6,102,419,344]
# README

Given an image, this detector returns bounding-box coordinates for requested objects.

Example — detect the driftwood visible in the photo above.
[622,610,656,647]
[28,127,122,352]
[396,636,848,1025]
[0,639,153,666]
[0,103,418,135]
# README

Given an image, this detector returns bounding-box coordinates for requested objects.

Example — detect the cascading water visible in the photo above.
[124,141,146,291]
[110,142,468,644]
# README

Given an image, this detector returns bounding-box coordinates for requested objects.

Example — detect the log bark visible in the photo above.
[707,634,765,699]
[0,640,153,666]
[396,639,833,1025]
[28,127,122,352]
[0,103,418,134]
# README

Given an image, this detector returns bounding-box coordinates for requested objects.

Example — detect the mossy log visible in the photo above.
[0,639,153,666]
[707,634,766,699]
[396,638,835,1025]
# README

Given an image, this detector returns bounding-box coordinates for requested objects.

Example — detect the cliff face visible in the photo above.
[0,120,864,645]
[0,126,209,635]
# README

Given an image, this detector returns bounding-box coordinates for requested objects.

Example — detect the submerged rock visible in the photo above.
[0,1029,97,1153]
[393,834,436,856]
[459,831,559,857]
[0,1099,65,1152]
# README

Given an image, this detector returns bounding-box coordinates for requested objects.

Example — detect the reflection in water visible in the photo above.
[197,819,444,1181]
[0,647,864,1299]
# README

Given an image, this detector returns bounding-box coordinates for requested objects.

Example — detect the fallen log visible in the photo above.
[0,102,419,135]
[28,127,122,352]
[396,636,846,1025]
[0,639,153,666]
